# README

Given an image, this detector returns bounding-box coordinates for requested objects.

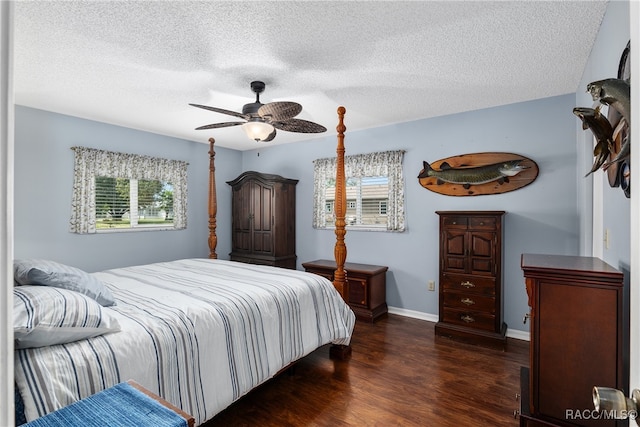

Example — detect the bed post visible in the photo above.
[333,106,348,301]
[208,138,218,259]
[330,106,352,361]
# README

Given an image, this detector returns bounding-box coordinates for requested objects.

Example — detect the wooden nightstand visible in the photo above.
[302,259,388,322]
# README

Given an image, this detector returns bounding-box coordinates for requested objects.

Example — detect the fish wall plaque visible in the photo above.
[574,40,630,197]
[417,152,539,196]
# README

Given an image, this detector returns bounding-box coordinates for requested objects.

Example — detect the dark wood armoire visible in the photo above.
[226,171,298,269]
[519,253,625,427]
[435,211,507,349]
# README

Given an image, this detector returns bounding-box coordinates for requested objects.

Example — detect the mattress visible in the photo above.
[15,258,355,425]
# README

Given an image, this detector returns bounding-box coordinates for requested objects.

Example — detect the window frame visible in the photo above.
[312,150,405,232]
[94,177,176,232]
[70,147,188,234]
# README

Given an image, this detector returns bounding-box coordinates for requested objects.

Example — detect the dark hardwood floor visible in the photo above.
[203,314,529,427]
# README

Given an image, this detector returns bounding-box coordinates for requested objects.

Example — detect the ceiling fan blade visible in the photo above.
[195,122,244,130]
[263,129,277,142]
[189,103,248,120]
[258,102,302,121]
[272,118,327,133]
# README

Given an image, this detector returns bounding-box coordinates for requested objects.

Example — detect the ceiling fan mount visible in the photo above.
[241,81,266,115]
[190,81,326,142]
[250,80,265,95]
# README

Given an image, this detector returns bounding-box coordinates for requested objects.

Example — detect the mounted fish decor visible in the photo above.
[588,78,630,127]
[573,106,614,176]
[574,40,630,198]
[586,78,631,171]
[417,152,539,197]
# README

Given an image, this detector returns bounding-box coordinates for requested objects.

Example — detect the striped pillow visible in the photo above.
[13,286,121,349]
[13,259,116,306]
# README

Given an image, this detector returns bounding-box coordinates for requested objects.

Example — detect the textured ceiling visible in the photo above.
[13,1,608,151]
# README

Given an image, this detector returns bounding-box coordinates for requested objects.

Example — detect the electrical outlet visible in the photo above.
[428,280,436,291]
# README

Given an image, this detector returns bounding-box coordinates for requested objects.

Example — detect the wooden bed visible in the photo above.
[207,106,351,358]
[14,107,354,426]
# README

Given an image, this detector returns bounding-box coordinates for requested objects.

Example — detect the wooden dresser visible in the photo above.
[520,254,625,427]
[226,171,298,269]
[302,259,388,322]
[435,211,506,349]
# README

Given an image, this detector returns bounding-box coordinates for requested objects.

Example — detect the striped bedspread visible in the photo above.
[15,259,356,425]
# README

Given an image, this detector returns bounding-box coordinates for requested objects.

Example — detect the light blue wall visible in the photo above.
[13,98,582,336]
[575,0,631,376]
[577,0,630,270]
[240,94,579,333]
[14,106,241,272]
[14,96,578,334]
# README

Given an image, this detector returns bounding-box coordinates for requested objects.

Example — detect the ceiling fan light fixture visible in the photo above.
[191,81,324,142]
[243,119,275,142]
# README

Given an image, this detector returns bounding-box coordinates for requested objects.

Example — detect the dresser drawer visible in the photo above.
[468,216,497,230]
[441,274,496,296]
[442,292,495,314]
[442,216,468,228]
[441,308,496,332]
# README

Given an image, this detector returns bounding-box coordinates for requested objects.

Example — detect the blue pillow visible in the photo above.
[13,259,116,307]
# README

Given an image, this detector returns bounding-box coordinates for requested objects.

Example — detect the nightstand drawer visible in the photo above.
[348,277,368,306]
[442,292,495,314]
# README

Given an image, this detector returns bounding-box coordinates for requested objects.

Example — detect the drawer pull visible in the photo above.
[461,297,475,306]
[461,314,475,323]
[460,280,475,289]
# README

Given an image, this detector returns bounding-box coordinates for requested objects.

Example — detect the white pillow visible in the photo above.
[13,259,116,306]
[14,286,121,349]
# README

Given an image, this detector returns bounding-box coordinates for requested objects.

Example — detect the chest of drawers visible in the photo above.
[519,254,624,427]
[435,211,507,349]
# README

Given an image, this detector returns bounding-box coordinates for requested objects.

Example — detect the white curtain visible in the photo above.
[69,147,188,234]
[313,150,405,231]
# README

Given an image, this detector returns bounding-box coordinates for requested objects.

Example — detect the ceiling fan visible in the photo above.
[190,81,327,142]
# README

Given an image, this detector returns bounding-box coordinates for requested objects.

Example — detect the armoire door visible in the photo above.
[251,181,274,256]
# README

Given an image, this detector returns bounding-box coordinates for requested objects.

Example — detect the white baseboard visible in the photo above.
[387,306,530,342]
[388,306,439,323]
[506,328,530,341]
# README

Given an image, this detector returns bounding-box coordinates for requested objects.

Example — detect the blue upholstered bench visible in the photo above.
[21,380,195,427]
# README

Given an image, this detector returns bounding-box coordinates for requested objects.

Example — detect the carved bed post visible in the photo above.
[208,138,218,259]
[333,106,348,301]
[330,106,352,360]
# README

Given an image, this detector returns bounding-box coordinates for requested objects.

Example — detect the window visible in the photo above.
[325,177,390,227]
[70,147,188,234]
[313,150,405,231]
[95,177,174,230]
